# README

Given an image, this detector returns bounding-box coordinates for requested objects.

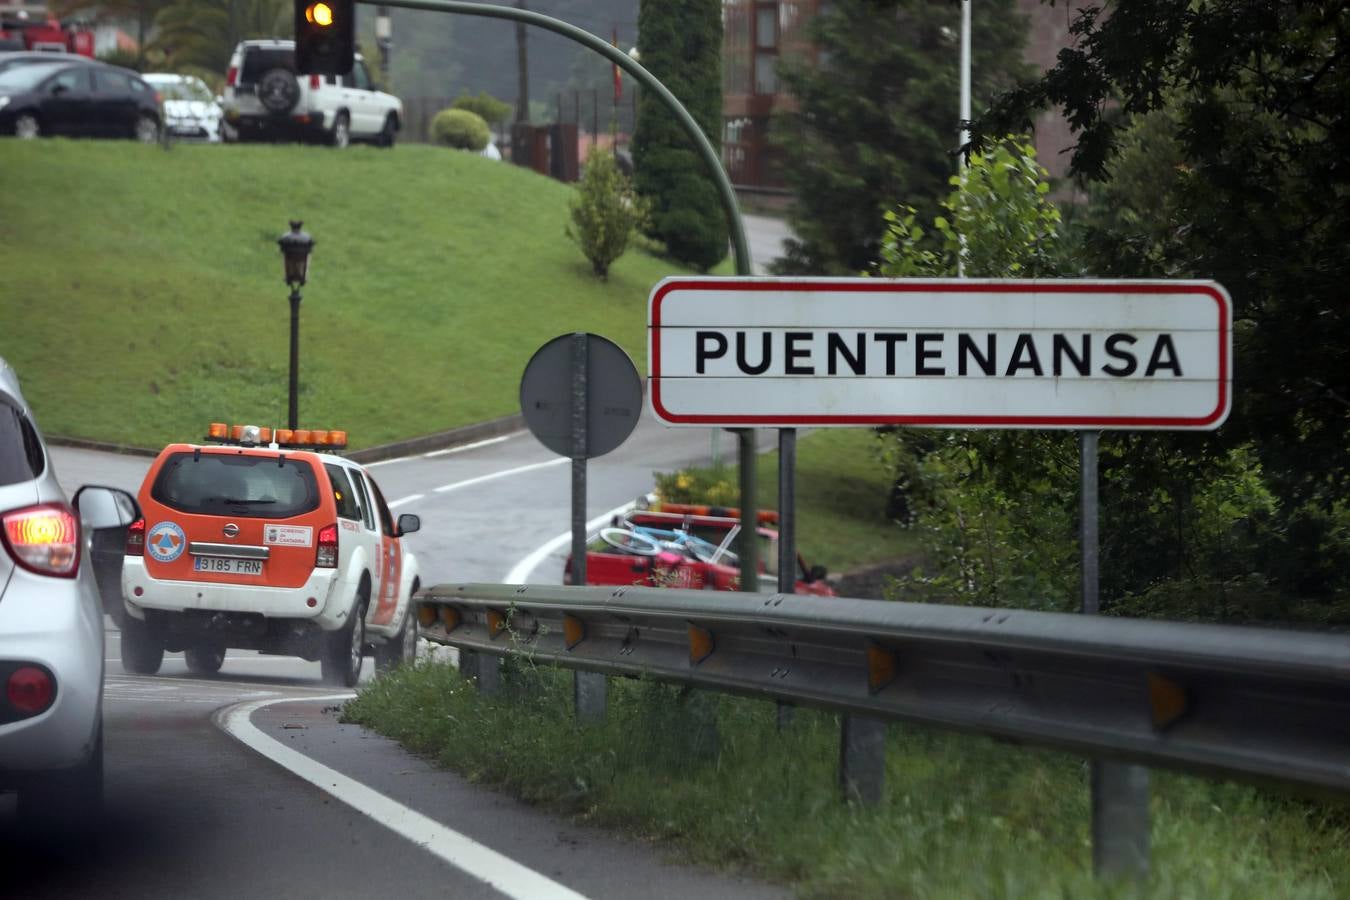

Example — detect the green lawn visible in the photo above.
[0,140,716,449]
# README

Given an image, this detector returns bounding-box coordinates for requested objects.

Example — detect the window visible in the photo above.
[366,476,396,537]
[349,470,376,531]
[756,7,778,48]
[48,69,85,94]
[324,465,363,521]
[0,396,44,487]
[151,453,320,518]
[754,53,778,94]
[240,48,295,85]
[93,69,133,94]
[351,62,371,91]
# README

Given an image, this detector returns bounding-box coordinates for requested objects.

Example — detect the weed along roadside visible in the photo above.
[345,660,1349,898]
[342,428,1348,898]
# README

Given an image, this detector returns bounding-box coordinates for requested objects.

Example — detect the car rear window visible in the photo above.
[151,452,320,518]
[240,48,295,84]
[0,396,44,486]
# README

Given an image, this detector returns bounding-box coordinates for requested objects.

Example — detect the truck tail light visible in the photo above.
[1,503,79,578]
[316,523,338,568]
[125,517,145,556]
[310,74,321,90]
[7,666,55,716]
[225,66,238,86]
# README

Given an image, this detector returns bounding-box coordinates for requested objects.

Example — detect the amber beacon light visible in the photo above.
[294,0,353,74]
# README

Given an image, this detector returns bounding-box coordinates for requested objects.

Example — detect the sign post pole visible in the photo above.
[776,428,797,730]
[737,430,758,593]
[1081,430,1150,878]
[570,333,607,722]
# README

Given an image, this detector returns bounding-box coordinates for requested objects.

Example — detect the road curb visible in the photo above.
[48,413,527,464]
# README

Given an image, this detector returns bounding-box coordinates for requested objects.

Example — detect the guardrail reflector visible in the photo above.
[419,605,439,628]
[563,614,586,650]
[437,605,460,631]
[487,609,507,639]
[688,624,714,665]
[866,642,898,693]
[1147,672,1188,729]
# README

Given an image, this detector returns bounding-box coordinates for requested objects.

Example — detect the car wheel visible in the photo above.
[121,614,164,675]
[134,114,159,143]
[14,113,39,140]
[329,112,350,149]
[18,718,103,836]
[256,67,300,115]
[185,643,226,675]
[377,113,397,149]
[375,594,419,674]
[321,589,366,687]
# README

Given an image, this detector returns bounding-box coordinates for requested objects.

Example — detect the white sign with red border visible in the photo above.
[647,278,1232,430]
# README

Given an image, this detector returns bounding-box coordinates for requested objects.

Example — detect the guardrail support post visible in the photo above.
[839,715,886,805]
[460,650,501,695]
[1081,430,1150,879]
[574,671,607,722]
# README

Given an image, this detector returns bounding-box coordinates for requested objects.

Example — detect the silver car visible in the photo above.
[0,357,137,830]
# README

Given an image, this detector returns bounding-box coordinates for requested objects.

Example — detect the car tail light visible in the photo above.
[125,517,145,556]
[225,66,238,87]
[1,503,79,578]
[316,523,338,568]
[154,90,163,105]
[310,74,321,90]
[7,666,55,716]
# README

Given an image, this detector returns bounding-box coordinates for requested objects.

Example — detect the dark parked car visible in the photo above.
[0,60,160,141]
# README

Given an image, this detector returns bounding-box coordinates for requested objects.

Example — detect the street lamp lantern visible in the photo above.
[375,5,392,83]
[277,219,314,287]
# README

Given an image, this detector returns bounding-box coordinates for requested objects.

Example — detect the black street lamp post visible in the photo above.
[276,220,315,431]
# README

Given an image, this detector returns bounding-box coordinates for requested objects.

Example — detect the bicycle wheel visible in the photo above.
[599,528,663,556]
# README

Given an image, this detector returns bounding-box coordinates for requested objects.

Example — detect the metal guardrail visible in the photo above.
[417,583,1350,795]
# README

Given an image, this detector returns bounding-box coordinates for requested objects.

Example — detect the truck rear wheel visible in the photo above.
[321,591,367,687]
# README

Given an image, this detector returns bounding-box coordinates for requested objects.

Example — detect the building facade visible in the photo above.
[721,0,1087,190]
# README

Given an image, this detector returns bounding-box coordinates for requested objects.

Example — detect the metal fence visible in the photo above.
[414,582,1350,877]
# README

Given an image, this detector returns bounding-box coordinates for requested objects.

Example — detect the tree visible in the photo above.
[566,151,646,278]
[977,0,1350,608]
[771,0,1031,275]
[631,0,727,271]
[151,0,288,76]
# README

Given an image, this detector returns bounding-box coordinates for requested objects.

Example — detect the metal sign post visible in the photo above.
[1080,430,1150,877]
[520,332,642,723]
[569,334,607,722]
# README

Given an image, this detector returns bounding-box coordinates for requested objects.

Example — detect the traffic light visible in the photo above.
[295,0,354,75]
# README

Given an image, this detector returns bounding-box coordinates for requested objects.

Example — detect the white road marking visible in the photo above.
[432,457,567,494]
[217,695,591,900]
[388,493,424,509]
[422,434,517,457]
[504,497,650,584]
[362,432,523,468]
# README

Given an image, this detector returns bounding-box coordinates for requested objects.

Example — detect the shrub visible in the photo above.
[451,91,512,127]
[431,108,490,151]
[566,151,647,279]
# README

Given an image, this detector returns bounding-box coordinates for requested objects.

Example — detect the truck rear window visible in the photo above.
[151,452,320,519]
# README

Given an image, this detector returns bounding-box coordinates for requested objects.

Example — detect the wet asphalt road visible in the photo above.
[0,423,789,899]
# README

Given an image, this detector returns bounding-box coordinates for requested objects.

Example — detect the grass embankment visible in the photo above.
[348,429,1345,897]
[348,664,1349,899]
[0,140,715,449]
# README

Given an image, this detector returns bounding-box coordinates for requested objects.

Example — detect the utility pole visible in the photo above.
[514,0,529,123]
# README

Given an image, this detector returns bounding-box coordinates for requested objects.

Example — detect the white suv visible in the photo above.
[221,39,402,148]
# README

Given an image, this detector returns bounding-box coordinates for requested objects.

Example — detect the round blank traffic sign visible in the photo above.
[519,332,643,458]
